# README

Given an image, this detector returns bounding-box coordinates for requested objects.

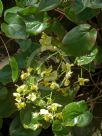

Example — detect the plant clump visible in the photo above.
[13,33,91,134]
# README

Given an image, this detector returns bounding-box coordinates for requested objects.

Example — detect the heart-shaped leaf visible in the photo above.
[52,120,70,136]
[26,20,48,35]
[10,116,41,136]
[20,108,42,131]
[65,6,99,23]
[62,24,97,56]
[62,100,93,127]
[15,0,38,7]
[76,47,98,65]
[1,13,27,39]
[71,0,90,14]
[39,0,60,11]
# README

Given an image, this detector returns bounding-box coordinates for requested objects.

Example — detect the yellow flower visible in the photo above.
[21,72,30,80]
[44,70,57,81]
[65,71,73,79]
[78,77,89,86]
[40,109,49,115]
[41,66,52,77]
[58,88,68,96]
[47,103,62,112]
[13,92,20,97]
[62,62,73,72]
[39,32,52,47]
[31,84,38,91]
[64,79,70,86]
[50,81,59,90]
[44,114,53,122]
[16,84,28,93]
[55,112,63,120]
[27,67,33,73]
[15,102,26,110]
[39,109,53,122]
[26,93,37,102]
[66,63,73,72]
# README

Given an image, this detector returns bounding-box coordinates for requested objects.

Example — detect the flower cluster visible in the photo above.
[13,33,89,126]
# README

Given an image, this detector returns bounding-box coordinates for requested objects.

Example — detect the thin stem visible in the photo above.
[87,94,102,103]
[0,36,10,60]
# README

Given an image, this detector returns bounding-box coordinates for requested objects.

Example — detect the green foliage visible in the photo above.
[10,57,19,82]
[16,39,32,52]
[65,6,99,23]
[25,13,49,35]
[0,0,102,135]
[0,87,8,100]
[39,0,60,11]
[62,100,93,127]
[1,13,27,39]
[0,66,12,84]
[0,90,16,118]
[62,24,97,56]
[15,0,38,7]
[0,0,3,17]
[52,120,70,136]
[20,109,43,131]
[76,48,98,65]
[10,116,41,136]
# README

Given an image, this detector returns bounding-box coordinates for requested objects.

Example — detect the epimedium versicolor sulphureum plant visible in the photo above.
[13,33,92,135]
[0,0,102,136]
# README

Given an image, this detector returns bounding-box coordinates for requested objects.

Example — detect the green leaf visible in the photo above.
[16,39,32,52]
[62,100,93,127]
[76,47,98,65]
[68,0,102,10]
[0,0,3,17]
[10,116,41,136]
[89,0,102,9]
[0,87,8,100]
[50,19,66,39]
[14,42,40,69]
[20,108,42,131]
[70,0,90,14]
[39,0,60,11]
[75,111,93,127]
[53,88,77,106]
[4,6,23,17]
[18,6,38,16]
[52,120,70,136]
[65,6,99,23]
[0,65,12,84]
[26,20,48,35]
[62,24,97,56]
[95,47,102,64]
[24,13,49,35]
[15,0,38,7]
[77,8,99,21]
[1,13,27,39]
[20,109,32,126]
[10,57,19,82]
[0,92,16,118]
